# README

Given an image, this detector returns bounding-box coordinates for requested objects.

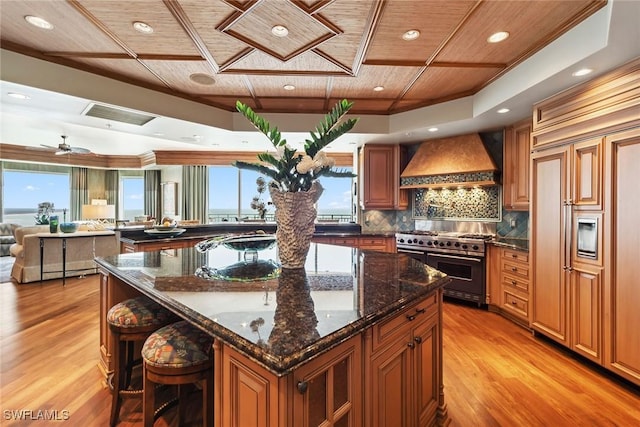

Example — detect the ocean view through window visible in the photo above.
[208,166,353,223]
[2,168,70,226]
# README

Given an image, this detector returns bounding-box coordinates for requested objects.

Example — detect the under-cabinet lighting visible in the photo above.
[373,86,384,92]
[497,108,510,114]
[428,127,438,132]
[283,84,295,91]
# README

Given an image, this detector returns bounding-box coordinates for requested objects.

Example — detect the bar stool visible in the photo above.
[107,296,178,426]
[141,320,214,427]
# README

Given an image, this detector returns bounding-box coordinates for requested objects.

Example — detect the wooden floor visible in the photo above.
[1,258,638,426]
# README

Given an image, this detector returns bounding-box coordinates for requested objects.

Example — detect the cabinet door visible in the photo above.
[605,127,640,384]
[504,120,531,210]
[412,313,439,427]
[531,146,570,345]
[572,138,603,210]
[571,265,602,363]
[369,336,412,427]
[485,245,501,306]
[293,336,362,427]
[361,145,395,209]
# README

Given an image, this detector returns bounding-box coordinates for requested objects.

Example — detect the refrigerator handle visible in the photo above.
[564,200,573,270]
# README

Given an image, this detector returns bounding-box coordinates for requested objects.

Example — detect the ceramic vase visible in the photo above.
[269,181,323,269]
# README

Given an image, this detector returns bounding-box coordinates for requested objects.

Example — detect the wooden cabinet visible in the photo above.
[120,237,197,253]
[359,144,408,210]
[603,127,640,384]
[292,337,363,426]
[365,294,441,427]
[503,119,531,210]
[312,235,396,253]
[531,137,603,344]
[530,59,639,385]
[217,335,362,427]
[500,248,530,325]
[485,244,501,307]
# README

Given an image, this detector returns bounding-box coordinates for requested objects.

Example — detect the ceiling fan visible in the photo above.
[41,135,91,155]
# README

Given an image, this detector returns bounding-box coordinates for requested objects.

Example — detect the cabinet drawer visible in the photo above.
[371,294,437,353]
[502,291,529,318]
[501,259,529,280]
[332,237,358,246]
[502,248,528,263]
[358,237,386,246]
[502,273,529,293]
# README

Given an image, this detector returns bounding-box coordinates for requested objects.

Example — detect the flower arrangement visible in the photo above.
[250,177,271,219]
[35,201,54,224]
[233,99,359,192]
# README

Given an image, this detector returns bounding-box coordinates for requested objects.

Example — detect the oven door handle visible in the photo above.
[398,248,426,255]
[427,253,482,263]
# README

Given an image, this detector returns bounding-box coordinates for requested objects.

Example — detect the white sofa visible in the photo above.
[10,225,119,284]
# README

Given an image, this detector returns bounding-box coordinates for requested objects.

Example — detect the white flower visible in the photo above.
[312,151,335,172]
[296,155,315,174]
[274,144,292,160]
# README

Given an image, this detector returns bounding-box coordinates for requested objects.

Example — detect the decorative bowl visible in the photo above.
[153,224,177,231]
[59,222,79,233]
[144,228,186,238]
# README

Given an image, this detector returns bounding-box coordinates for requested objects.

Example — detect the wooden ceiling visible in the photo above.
[0,0,606,116]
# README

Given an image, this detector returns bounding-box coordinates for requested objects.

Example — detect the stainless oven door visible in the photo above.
[397,247,427,263]
[426,252,485,306]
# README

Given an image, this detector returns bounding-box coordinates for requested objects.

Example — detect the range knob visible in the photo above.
[432,240,438,246]
[446,241,451,246]
[439,242,445,247]
[454,242,461,247]
[472,245,479,250]
[461,244,468,250]
[398,238,405,243]
[426,241,433,246]
[412,238,418,243]
[418,240,424,245]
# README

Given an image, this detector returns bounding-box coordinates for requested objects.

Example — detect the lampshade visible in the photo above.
[82,204,116,220]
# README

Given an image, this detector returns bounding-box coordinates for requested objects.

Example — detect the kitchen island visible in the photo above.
[96,241,451,426]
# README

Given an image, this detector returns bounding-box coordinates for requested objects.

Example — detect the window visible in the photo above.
[120,176,144,220]
[2,167,71,226]
[208,166,353,223]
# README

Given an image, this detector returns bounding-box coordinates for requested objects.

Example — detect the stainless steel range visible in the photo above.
[396,231,493,306]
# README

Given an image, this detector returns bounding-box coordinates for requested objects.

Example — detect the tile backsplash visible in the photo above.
[412,186,501,221]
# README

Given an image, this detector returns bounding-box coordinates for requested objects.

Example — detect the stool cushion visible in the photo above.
[142,320,213,369]
[107,296,175,329]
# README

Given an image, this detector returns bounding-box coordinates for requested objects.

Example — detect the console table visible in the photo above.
[37,231,115,285]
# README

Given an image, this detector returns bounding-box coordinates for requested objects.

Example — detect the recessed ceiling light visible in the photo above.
[133,21,153,34]
[153,132,164,137]
[428,127,438,132]
[272,25,289,37]
[373,86,384,92]
[25,15,53,30]
[8,92,30,100]
[190,73,216,85]
[497,108,510,114]
[487,31,509,43]
[283,84,295,91]
[572,68,593,77]
[402,30,420,41]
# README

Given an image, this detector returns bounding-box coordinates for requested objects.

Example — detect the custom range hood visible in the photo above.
[400,133,499,189]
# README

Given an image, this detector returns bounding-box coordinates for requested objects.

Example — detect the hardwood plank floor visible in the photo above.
[1,258,638,426]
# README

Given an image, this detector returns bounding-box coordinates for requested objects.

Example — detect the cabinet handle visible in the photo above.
[406,314,416,321]
[414,336,423,344]
[511,300,517,305]
[511,280,517,285]
[415,308,426,314]
[407,342,415,349]
[297,380,308,394]
[511,267,518,272]
[511,253,518,258]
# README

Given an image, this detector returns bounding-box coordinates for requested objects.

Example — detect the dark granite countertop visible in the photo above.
[96,242,449,376]
[116,222,363,244]
[491,237,529,251]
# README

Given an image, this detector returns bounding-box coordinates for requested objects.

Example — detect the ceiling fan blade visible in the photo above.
[40,144,59,150]
[69,146,91,154]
